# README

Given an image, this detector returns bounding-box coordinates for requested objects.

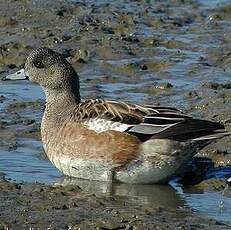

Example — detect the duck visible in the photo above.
[20,47,230,184]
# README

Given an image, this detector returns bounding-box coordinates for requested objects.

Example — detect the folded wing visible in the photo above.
[73,99,229,142]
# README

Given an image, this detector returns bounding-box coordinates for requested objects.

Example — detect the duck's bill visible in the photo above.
[2,69,28,81]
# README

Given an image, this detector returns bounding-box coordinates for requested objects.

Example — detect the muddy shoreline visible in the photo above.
[0,0,231,228]
[0,178,230,230]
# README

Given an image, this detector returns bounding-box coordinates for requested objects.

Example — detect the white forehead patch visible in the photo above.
[83,118,132,133]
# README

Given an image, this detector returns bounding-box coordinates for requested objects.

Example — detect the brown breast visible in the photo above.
[42,119,141,166]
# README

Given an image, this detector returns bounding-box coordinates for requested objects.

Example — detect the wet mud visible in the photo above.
[0,0,231,228]
[1,177,231,230]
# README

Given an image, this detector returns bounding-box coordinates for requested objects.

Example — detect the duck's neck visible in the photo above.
[43,87,81,122]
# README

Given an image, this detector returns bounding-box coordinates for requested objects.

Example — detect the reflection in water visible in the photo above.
[56,177,231,223]
[55,177,185,208]
[112,183,185,208]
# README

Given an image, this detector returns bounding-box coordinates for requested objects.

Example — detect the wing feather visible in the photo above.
[71,99,227,141]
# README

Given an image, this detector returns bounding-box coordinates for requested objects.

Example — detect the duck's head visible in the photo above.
[24,47,80,92]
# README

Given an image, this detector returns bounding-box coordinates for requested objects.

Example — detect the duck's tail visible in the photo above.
[192,129,231,141]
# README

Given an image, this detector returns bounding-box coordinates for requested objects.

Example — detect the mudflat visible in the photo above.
[0,0,231,228]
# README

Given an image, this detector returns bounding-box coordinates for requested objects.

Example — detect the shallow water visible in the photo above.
[0,138,62,183]
[0,0,231,225]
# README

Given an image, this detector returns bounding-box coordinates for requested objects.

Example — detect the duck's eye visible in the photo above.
[33,60,44,69]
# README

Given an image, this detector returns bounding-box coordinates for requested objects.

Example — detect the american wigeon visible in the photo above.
[20,47,230,184]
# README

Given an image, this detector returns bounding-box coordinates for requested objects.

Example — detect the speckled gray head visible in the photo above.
[24,47,80,93]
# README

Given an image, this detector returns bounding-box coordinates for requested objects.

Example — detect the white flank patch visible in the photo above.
[83,118,132,133]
